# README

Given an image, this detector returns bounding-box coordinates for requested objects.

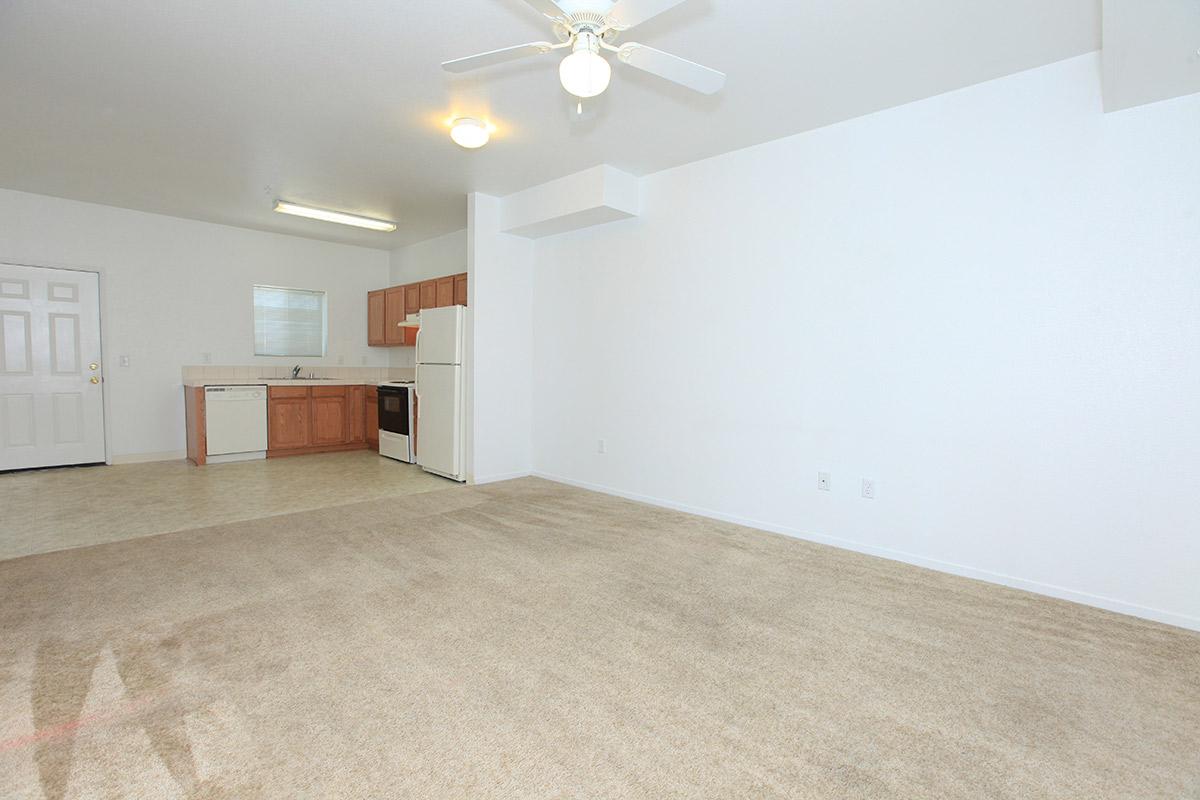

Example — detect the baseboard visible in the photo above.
[532,471,1200,633]
[109,450,187,465]
[471,470,533,486]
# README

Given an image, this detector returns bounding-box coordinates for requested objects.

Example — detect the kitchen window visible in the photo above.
[253,285,327,357]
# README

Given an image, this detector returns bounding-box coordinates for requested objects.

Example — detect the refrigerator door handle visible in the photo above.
[414,326,422,364]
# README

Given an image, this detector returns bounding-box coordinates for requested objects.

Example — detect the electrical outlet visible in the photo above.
[817,472,830,491]
[201,352,212,364]
[861,479,876,499]
[597,438,606,454]
[337,355,345,365]
[119,355,130,367]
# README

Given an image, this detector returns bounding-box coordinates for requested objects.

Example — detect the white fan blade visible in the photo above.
[617,43,725,94]
[605,0,687,30]
[442,42,554,73]
[522,0,571,23]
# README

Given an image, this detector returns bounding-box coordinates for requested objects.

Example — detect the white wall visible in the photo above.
[469,194,533,484]
[387,228,468,369]
[389,228,467,285]
[530,54,1200,630]
[0,188,390,460]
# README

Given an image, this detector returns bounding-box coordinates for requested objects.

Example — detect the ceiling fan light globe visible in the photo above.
[559,50,611,98]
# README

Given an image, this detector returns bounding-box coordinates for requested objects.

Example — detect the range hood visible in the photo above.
[398,313,420,328]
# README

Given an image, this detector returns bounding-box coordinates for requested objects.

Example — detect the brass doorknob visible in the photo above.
[89,362,98,370]
[89,376,99,384]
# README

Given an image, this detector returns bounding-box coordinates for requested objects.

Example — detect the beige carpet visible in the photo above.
[1,477,1197,799]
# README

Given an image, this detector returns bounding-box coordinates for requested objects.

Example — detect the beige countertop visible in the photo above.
[183,379,407,388]
[182,366,415,388]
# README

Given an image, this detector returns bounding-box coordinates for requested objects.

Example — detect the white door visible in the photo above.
[0,264,106,470]
[416,306,462,365]
[415,363,462,479]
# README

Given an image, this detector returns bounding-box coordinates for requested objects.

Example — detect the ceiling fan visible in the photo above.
[442,0,725,99]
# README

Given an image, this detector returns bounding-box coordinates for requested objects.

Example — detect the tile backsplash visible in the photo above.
[181,365,412,383]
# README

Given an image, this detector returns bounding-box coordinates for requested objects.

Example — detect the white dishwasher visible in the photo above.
[205,385,268,463]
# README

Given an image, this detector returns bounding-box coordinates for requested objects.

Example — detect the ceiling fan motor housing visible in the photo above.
[556,11,615,43]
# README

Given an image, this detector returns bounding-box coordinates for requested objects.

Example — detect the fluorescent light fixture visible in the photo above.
[450,117,490,149]
[273,200,396,232]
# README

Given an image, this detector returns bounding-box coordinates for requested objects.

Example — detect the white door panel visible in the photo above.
[415,363,461,479]
[0,264,105,470]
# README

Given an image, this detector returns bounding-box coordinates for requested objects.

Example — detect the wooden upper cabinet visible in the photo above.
[370,273,466,347]
[435,276,455,308]
[310,387,348,446]
[453,272,468,306]
[401,282,419,346]
[384,287,405,345]
[419,280,437,309]
[367,290,386,346]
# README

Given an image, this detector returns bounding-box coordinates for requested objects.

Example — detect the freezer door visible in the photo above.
[415,363,462,479]
[416,305,462,365]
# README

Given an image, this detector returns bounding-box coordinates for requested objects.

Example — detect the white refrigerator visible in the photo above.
[415,305,467,481]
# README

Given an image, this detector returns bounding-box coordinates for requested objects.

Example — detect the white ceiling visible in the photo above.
[1102,0,1200,112]
[0,0,1100,249]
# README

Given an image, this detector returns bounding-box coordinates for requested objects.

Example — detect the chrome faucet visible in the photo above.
[292,364,302,379]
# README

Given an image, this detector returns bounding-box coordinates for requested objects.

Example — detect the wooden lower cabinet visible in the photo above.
[267,385,374,458]
[184,386,207,466]
[365,386,379,450]
[348,385,365,443]
[267,387,311,451]
[310,386,348,446]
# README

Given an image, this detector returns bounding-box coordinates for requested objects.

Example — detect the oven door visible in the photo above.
[378,386,410,436]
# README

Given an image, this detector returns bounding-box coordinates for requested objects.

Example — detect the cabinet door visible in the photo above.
[453,273,468,306]
[419,280,437,309]
[365,387,379,447]
[310,389,348,446]
[347,385,365,443]
[367,290,386,346]
[384,287,405,345]
[404,283,420,316]
[268,397,310,450]
[435,276,454,308]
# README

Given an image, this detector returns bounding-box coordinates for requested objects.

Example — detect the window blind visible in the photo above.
[253,285,327,357]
